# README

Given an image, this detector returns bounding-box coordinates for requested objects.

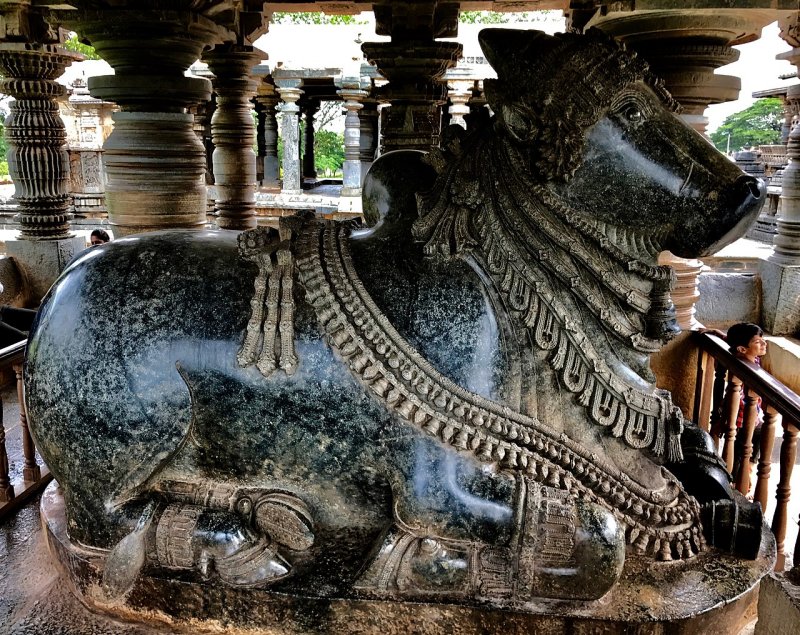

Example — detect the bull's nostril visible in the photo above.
[739,177,763,200]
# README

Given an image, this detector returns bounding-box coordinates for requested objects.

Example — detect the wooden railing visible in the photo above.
[0,339,51,521]
[692,330,800,572]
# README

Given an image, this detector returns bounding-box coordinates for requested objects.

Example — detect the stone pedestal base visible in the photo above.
[761,260,800,335]
[41,481,775,635]
[755,571,800,635]
[6,236,86,303]
[338,195,363,215]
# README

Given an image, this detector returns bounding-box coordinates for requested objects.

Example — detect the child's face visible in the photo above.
[736,334,767,362]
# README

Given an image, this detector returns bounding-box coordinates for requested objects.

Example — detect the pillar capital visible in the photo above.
[362,39,461,152]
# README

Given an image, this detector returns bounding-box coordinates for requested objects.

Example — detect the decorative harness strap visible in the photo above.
[237,218,704,562]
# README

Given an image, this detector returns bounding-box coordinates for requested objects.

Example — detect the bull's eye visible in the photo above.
[623,106,643,124]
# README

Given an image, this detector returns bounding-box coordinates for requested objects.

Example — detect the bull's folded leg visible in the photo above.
[356,479,625,602]
[151,503,290,586]
[668,424,763,559]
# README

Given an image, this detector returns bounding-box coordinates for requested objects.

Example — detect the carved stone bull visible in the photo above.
[26,29,764,610]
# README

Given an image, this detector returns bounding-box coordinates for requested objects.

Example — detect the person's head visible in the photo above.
[90,229,110,246]
[726,322,767,363]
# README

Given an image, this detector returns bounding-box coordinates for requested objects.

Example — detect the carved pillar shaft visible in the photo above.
[337,80,367,197]
[61,10,220,236]
[358,100,379,184]
[255,92,279,188]
[204,45,262,231]
[302,102,318,180]
[254,100,266,183]
[762,12,800,335]
[277,83,303,195]
[772,86,800,266]
[0,44,78,239]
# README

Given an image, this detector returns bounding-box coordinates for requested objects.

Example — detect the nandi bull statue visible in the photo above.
[27,28,769,629]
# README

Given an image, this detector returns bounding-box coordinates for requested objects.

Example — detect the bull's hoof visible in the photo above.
[154,503,291,587]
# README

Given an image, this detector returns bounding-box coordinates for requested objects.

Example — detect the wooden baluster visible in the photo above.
[754,404,779,515]
[772,419,798,571]
[13,363,40,482]
[722,375,743,474]
[708,362,728,451]
[693,348,715,431]
[0,393,14,502]
[735,388,760,494]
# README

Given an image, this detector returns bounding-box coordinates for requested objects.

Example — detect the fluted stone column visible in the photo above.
[590,9,775,134]
[276,81,303,196]
[362,40,461,153]
[591,9,775,331]
[337,78,367,199]
[203,44,263,231]
[59,10,223,236]
[0,44,80,239]
[444,68,473,130]
[255,89,280,189]
[0,40,87,301]
[358,99,379,184]
[763,13,800,335]
[254,99,266,183]
[302,101,318,181]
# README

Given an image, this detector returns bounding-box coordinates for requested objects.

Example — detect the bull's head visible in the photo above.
[479,28,764,259]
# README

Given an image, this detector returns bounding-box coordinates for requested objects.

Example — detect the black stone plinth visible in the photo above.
[41,481,775,635]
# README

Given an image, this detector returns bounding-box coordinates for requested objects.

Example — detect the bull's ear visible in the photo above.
[479,28,556,80]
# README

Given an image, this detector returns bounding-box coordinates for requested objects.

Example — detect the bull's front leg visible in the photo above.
[357,444,625,601]
[102,481,313,599]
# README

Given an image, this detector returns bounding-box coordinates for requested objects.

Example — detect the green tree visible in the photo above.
[709,98,784,153]
[63,33,102,60]
[271,12,367,25]
[314,129,345,177]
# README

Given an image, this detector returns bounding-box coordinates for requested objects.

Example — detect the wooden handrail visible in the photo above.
[691,330,800,573]
[0,338,52,522]
[692,331,800,425]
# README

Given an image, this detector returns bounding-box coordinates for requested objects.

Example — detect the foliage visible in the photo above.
[709,98,784,153]
[271,12,368,25]
[314,130,345,177]
[63,33,102,60]
[0,160,7,178]
[458,11,559,24]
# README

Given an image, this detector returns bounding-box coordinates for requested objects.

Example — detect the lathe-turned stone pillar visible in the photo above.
[203,44,263,231]
[362,40,461,153]
[337,78,367,198]
[60,10,222,236]
[276,81,303,196]
[444,67,473,130]
[255,88,280,189]
[590,9,775,135]
[0,43,80,239]
[358,99,379,184]
[591,8,775,331]
[763,13,800,335]
[302,100,318,181]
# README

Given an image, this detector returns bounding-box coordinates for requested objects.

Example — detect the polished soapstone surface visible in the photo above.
[23,27,771,630]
